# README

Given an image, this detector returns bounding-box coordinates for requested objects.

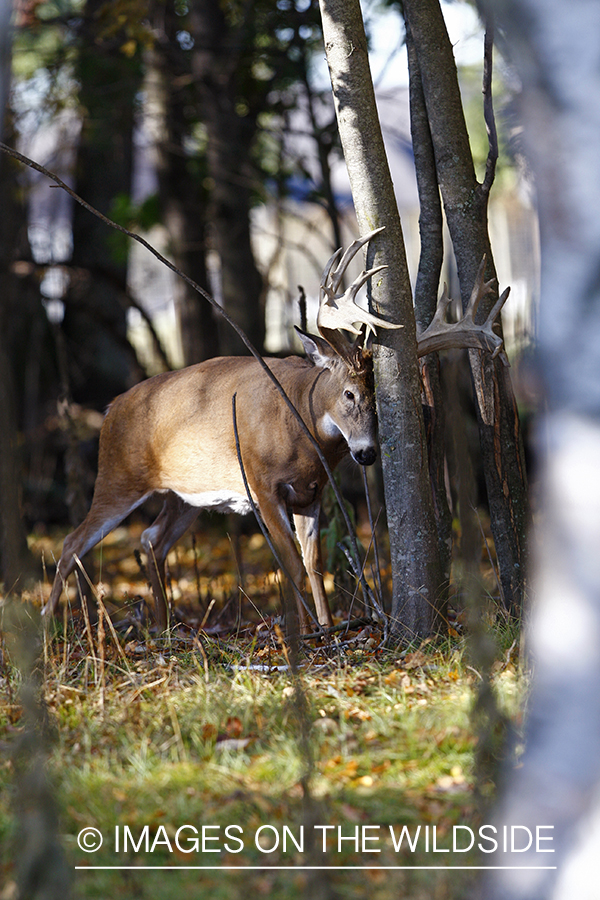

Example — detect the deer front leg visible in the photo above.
[140,492,200,631]
[257,498,316,635]
[293,501,333,628]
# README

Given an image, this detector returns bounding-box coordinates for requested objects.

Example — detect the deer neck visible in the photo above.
[302,366,347,455]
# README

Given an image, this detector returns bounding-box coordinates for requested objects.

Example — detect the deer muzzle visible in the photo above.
[352,445,377,466]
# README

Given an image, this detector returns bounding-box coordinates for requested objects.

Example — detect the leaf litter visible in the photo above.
[0,523,525,900]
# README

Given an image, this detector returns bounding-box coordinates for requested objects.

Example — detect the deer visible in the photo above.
[43,229,509,633]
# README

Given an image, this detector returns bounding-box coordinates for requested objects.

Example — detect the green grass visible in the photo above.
[0,521,526,898]
[0,610,525,900]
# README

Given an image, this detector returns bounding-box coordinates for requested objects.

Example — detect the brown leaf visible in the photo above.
[403,650,429,669]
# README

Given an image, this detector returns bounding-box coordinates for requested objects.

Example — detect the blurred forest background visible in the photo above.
[4,5,600,899]
[0,0,538,601]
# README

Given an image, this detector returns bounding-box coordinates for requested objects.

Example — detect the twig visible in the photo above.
[72,554,129,667]
[190,533,203,608]
[231,393,322,636]
[466,664,484,682]
[193,634,210,684]
[0,141,369,608]
[473,507,505,609]
[481,18,498,196]
[361,466,384,602]
[77,571,96,670]
[298,615,373,641]
[97,600,106,714]
[336,543,386,631]
[297,284,307,333]
[167,702,186,762]
[199,597,216,631]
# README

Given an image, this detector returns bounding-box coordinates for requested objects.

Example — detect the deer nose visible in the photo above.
[354,446,377,466]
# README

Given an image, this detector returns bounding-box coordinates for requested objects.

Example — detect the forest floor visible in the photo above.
[0,517,524,900]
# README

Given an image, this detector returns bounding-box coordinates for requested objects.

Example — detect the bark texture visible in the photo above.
[319,0,443,640]
[151,4,219,365]
[406,20,452,588]
[403,0,529,614]
[0,7,36,591]
[67,0,144,407]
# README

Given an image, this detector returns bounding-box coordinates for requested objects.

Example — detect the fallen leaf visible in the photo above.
[403,650,429,669]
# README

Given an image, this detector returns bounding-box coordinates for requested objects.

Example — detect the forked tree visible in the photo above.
[402,0,529,616]
[318,0,526,638]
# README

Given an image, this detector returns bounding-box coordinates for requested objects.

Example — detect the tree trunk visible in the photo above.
[482,1,600,897]
[403,0,529,615]
[0,313,33,592]
[66,0,144,408]
[0,0,35,591]
[300,57,344,254]
[151,3,219,365]
[318,0,444,641]
[188,0,264,357]
[406,20,452,589]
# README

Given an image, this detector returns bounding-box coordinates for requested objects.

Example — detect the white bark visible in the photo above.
[484,1,600,897]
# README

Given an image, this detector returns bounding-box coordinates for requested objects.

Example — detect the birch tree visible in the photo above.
[482,0,600,896]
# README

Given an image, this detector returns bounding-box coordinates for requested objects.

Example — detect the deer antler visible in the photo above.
[317,226,402,344]
[416,256,510,364]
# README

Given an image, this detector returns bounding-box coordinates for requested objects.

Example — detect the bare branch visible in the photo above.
[406,16,444,330]
[0,141,378,621]
[231,392,322,637]
[481,17,499,196]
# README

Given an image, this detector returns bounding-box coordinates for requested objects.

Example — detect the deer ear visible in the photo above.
[295,326,338,370]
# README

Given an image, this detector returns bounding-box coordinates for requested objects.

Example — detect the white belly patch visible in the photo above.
[174,489,253,516]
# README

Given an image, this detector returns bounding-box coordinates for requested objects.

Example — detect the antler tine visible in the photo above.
[317,265,402,339]
[347,264,389,301]
[465,255,495,322]
[320,247,344,297]
[416,258,511,364]
[329,226,386,294]
[487,285,511,326]
[488,286,511,358]
[428,283,452,329]
[316,226,402,342]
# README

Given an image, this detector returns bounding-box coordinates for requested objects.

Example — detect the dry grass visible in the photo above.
[0,523,524,900]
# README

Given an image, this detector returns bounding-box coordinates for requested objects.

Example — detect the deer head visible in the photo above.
[293,227,401,466]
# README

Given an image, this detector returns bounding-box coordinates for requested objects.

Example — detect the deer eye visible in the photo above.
[344,390,355,402]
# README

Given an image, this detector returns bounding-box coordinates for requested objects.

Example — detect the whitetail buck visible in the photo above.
[44,229,508,632]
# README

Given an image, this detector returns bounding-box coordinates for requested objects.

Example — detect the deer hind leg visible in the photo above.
[293,501,333,629]
[44,488,149,618]
[140,492,200,631]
